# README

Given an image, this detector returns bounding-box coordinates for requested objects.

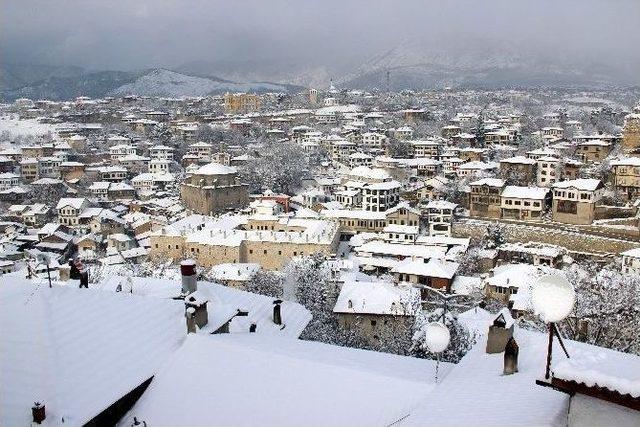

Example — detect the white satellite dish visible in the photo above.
[531,274,575,323]
[424,322,451,353]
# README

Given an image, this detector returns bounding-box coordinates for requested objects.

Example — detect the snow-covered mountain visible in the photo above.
[338,39,634,90]
[109,69,289,97]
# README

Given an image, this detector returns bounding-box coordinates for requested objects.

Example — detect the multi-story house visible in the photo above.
[425,200,457,237]
[148,159,171,175]
[361,132,388,151]
[500,186,549,221]
[610,157,640,199]
[19,158,39,182]
[56,197,90,226]
[551,179,603,225]
[541,127,564,141]
[98,166,128,182]
[411,140,440,158]
[109,144,137,161]
[577,140,612,162]
[149,145,174,161]
[224,92,261,114]
[0,172,19,190]
[622,113,640,152]
[500,156,537,185]
[469,178,504,219]
[621,248,640,275]
[188,142,214,161]
[536,156,562,187]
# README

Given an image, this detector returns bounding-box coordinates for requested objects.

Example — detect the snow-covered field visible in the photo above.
[0,115,59,142]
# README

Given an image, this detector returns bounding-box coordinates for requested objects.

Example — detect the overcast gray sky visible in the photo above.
[2,0,639,75]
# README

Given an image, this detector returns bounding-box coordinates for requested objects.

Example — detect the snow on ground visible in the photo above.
[0,115,59,142]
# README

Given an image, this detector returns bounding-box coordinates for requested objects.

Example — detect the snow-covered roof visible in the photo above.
[500,155,537,165]
[552,178,602,192]
[0,279,184,427]
[501,186,549,200]
[610,157,640,167]
[470,178,504,188]
[398,327,570,427]
[120,333,447,427]
[208,263,261,282]
[392,258,459,279]
[95,275,311,338]
[193,162,237,175]
[348,166,390,181]
[55,197,87,210]
[334,280,419,315]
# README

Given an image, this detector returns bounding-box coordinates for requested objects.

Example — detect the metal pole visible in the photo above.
[545,322,554,379]
[46,262,52,288]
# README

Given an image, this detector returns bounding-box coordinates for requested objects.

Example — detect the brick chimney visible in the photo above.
[185,293,208,333]
[486,309,514,354]
[180,259,197,294]
[32,402,45,424]
[503,337,519,375]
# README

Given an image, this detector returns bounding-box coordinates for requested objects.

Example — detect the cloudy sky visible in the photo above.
[2,0,639,77]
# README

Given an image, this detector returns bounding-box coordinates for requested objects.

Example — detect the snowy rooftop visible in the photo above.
[470,177,504,187]
[552,178,602,192]
[0,278,185,427]
[95,275,311,338]
[334,280,420,316]
[193,162,237,175]
[392,258,459,279]
[398,327,570,427]
[119,333,448,427]
[501,186,549,200]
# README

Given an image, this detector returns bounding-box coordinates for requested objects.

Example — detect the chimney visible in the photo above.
[486,309,514,354]
[503,337,519,375]
[32,402,45,424]
[273,299,282,325]
[181,259,197,294]
[185,293,208,333]
[577,319,589,342]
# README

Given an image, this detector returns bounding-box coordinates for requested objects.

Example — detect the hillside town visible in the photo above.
[1,85,639,425]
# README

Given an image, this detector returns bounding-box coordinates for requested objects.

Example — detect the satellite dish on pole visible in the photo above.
[531,274,575,323]
[532,273,575,380]
[424,322,451,353]
[424,322,450,384]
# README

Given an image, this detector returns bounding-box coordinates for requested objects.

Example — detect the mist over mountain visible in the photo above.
[2,0,639,98]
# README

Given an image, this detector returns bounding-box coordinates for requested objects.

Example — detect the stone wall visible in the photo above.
[453,219,639,255]
[181,183,249,215]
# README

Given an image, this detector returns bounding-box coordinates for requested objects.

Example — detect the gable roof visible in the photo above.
[0,279,184,427]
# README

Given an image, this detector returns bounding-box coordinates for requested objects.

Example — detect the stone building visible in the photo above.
[577,140,612,163]
[333,280,419,349]
[180,162,249,215]
[500,156,537,185]
[611,157,640,200]
[224,92,261,114]
[150,213,340,270]
[622,112,640,152]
